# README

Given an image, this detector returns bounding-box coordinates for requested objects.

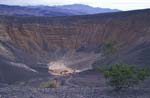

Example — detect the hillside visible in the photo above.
[0,9,150,83]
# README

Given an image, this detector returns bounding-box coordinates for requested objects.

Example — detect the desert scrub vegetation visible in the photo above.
[98,64,150,91]
[40,78,61,88]
[103,42,117,54]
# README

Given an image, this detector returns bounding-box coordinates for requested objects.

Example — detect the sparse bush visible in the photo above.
[103,42,117,54]
[40,79,61,88]
[99,64,149,91]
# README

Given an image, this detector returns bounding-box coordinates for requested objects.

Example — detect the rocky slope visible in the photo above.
[0,9,150,83]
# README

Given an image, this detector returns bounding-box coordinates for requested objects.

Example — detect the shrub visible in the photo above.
[100,64,148,91]
[103,42,117,54]
[40,79,61,88]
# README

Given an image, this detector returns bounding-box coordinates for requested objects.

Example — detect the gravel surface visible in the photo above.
[1,85,150,98]
[0,70,150,98]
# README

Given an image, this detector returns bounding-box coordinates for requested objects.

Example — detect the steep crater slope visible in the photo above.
[0,9,150,83]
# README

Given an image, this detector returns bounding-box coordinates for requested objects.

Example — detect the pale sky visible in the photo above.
[0,0,150,11]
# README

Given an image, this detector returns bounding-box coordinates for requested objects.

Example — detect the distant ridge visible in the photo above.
[56,4,120,14]
[0,4,120,17]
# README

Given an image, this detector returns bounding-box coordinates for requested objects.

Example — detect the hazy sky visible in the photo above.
[0,0,150,10]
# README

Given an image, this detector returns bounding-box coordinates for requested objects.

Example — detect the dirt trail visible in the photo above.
[65,75,79,87]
